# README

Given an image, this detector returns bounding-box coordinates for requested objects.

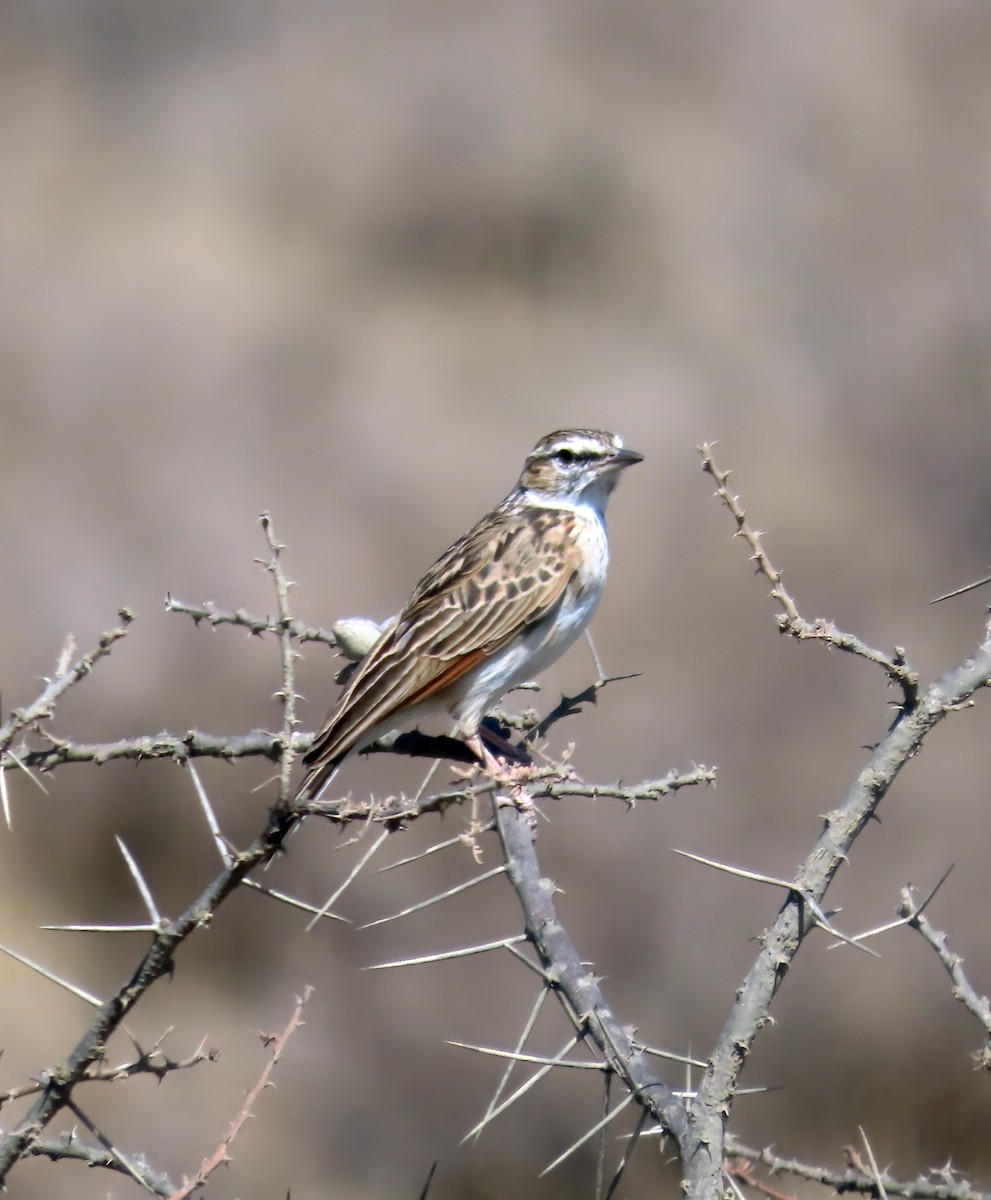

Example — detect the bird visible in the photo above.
[296,428,643,802]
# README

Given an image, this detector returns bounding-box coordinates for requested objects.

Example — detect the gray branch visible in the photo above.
[165,593,338,648]
[27,1132,173,1195]
[901,888,991,1068]
[679,447,991,1197]
[0,611,133,756]
[726,1137,988,1200]
[492,796,690,1143]
[0,794,299,1183]
[5,490,991,1197]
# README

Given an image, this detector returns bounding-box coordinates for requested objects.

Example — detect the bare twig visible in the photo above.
[299,764,714,832]
[671,848,880,957]
[532,764,716,805]
[604,1102,650,1200]
[900,887,991,1065]
[679,446,991,1198]
[165,594,338,648]
[63,1092,164,1195]
[828,866,953,951]
[726,1137,988,1200]
[258,513,302,803]
[27,1133,174,1195]
[16,728,305,772]
[0,793,302,1184]
[14,726,487,775]
[2,1035,215,1108]
[169,987,313,1199]
[0,610,134,759]
[529,674,641,744]
[698,444,920,711]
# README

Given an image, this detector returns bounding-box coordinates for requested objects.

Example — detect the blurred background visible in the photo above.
[2,2,991,1196]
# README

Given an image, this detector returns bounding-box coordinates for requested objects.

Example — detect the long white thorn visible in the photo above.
[306,828,391,931]
[243,878,350,922]
[584,628,606,680]
[376,830,481,874]
[367,933,527,971]
[1,749,50,830]
[63,1095,159,1194]
[41,922,157,933]
[723,1164,749,1200]
[672,848,879,957]
[188,761,233,866]
[0,759,9,831]
[637,1043,707,1069]
[539,1092,635,1178]
[461,1033,583,1143]
[360,865,506,929]
[115,836,161,925]
[604,1104,650,1200]
[448,1041,605,1070]
[0,942,102,1007]
[503,939,553,982]
[829,865,954,950]
[411,757,442,804]
[472,986,551,1143]
[671,847,798,888]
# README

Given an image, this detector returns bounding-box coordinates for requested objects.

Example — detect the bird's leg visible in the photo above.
[464,731,505,776]
[478,721,531,765]
[464,731,538,791]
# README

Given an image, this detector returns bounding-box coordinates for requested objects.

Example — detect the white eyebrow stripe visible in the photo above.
[555,436,613,458]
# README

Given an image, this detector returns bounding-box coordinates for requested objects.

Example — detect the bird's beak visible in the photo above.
[611,447,644,469]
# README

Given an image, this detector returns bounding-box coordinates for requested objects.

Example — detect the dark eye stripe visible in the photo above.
[553,446,603,462]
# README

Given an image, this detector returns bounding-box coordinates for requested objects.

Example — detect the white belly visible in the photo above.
[451,511,609,731]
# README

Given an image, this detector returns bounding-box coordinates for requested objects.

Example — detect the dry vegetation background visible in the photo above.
[2,2,991,1197]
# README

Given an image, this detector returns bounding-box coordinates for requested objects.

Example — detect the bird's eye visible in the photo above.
[555,448,576,465]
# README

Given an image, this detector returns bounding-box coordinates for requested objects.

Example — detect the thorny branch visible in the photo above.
[698,443,921,712]
[3,464,991,1198]
[169,987,313,1200]
[0,610,134,760]
[164,594,338,648]
[0,517,704,1191]
[677,445,991,1198]
[493,796,689,1142]
[0,1035,217,1108]
[258,511,303,803]
[0,529,315,1188]
[0,796,301,1183]
[27,1133,174,1195]
[14,728,303,771]
[725,1137,989,1200]
[900,887,991,1068]
[299,764,716,828]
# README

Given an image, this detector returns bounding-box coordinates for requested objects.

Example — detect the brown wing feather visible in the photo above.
[300,505,578,780]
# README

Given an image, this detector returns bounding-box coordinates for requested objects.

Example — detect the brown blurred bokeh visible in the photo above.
[2,3,991,1197]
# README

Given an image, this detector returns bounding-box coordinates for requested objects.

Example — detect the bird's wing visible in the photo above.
[300,506,582,778]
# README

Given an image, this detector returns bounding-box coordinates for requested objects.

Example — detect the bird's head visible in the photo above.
[517,429,643,512]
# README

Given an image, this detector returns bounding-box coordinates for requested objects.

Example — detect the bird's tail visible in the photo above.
[294,757,342,805]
